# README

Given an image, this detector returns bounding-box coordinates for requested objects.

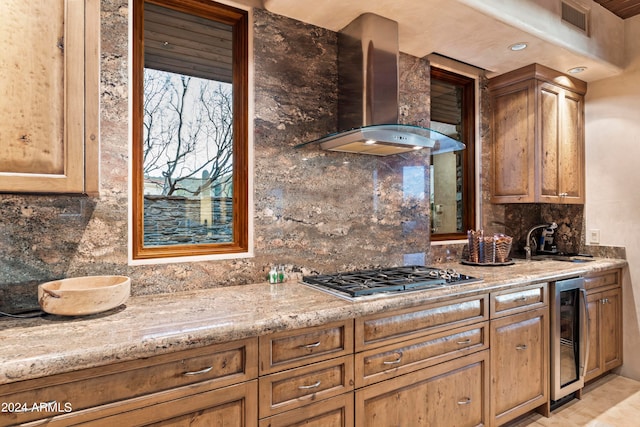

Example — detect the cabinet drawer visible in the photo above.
[0,338,258,427]
[355,294,488,351]
[258,393,354,427]
[69,380,258,427]
[259,320,353,374]
[356,350,490,427]
[585,270,620,291]
[259,355,354,417]
[356,321,488,387]
[490,283,547,318]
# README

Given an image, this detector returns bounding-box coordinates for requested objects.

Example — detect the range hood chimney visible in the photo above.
[295,13,465,156]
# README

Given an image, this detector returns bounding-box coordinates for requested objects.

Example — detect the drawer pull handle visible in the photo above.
[515,296,527,302]
[382,353,403,365]
[298,380,322,390]
[457,397,472,405]
[516,344,528,351]
[456,338,472,345]
[300,341,321,349]
[22,400,58,412]
[183,366,213,376]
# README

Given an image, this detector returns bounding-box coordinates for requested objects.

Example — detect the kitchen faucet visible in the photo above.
[524,222,557,260]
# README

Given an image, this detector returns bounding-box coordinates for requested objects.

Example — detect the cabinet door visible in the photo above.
[489,64,585,205]
[0,0,98,194]
[356,351,489,427]
[558,89,584,203]
[490,307,548,426]
[585,286,623,383]
[538,83,561,202]
[601,287,622,372]
[538,83,584,204]
[585,292,602,381]
[490,80,536,203]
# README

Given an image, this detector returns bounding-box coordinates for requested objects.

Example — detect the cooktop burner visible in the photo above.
[302,265,481,298]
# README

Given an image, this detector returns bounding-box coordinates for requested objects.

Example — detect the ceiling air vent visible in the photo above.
[561,1,589,34]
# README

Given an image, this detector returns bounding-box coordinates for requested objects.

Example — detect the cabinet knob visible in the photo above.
[516,344,528,351]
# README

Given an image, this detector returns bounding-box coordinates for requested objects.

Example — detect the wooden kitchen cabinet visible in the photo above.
[0,0,99,194]
[258,319,353,375]
[353,294,490,426]
[490,298,548,426]
[258,355,354,418]
[489,63,586,204]
[356,351,490,427]
[355,294,488,351]
[257,321,355,422]
[585,269,623,382]
[355,321,489,388]
[0,338,258,426]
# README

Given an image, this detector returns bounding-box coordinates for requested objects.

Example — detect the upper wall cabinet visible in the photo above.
[0,0,99,194]
[489,64,586,204]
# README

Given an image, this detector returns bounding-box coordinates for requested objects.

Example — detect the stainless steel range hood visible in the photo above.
[295,13,465,156]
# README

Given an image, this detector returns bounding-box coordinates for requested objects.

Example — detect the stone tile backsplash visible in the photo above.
[0,7,437,312]
[0,6,614,314]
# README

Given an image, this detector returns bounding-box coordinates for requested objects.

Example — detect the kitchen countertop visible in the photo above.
[0,257,627,386]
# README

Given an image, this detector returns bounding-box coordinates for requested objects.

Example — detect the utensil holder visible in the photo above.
[483,236,496,263]
[467,230,483,263]
[495,235,513,263]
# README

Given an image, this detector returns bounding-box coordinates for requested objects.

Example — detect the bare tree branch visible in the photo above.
[142,69,234,196]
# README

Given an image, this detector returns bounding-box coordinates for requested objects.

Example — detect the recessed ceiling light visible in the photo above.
[509,42,528,51]
[568,66,587,74]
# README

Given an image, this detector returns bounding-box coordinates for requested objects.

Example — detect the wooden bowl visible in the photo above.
[38,276,131,316]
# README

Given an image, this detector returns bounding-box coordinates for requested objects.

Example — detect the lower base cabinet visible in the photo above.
[585,270,623,382]
[355,351,490,427]
[490,307,548,426]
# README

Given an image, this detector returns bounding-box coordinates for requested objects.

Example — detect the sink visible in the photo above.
[529,255,594,263]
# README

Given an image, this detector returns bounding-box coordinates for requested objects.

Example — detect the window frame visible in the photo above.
[131,0,250,261]
[430,67,476,241]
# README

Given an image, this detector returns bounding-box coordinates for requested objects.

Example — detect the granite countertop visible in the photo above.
[0,257,627,386]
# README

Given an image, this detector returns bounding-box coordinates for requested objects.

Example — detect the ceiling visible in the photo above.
[261,0,637,82]
[594,0,640,19]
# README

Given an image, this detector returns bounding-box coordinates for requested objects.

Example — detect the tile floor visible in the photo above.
[505,374,640,427]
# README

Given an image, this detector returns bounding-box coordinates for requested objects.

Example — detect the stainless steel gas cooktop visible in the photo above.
[301,265,481,299]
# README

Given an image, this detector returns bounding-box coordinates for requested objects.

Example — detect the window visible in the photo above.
[430,67,476,240]
[132,0,249,261]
